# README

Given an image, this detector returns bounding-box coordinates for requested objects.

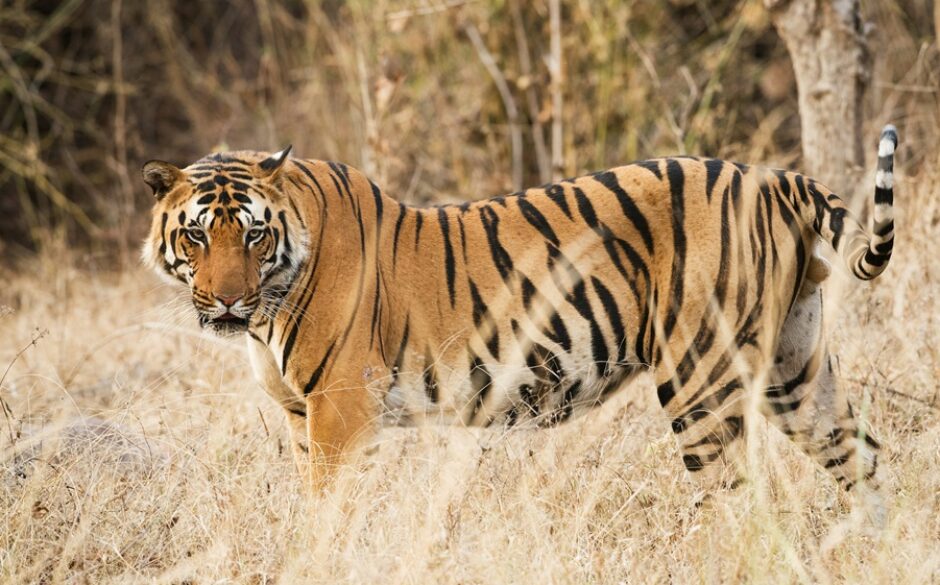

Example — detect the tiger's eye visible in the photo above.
[185,227,207,244]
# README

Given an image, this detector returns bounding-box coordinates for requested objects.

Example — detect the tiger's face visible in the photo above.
[141,147,308,336]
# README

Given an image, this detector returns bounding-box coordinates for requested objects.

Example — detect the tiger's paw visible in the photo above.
[820,482,888,553]
[852,482,887,531]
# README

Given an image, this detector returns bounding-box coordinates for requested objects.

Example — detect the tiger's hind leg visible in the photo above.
[763,287,884,524]
[655,353,757,498]
[655,298,794,502]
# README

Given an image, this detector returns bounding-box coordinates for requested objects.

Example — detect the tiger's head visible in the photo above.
[141,147,309,336]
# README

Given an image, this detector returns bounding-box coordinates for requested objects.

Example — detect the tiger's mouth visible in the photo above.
[200,312,251,336]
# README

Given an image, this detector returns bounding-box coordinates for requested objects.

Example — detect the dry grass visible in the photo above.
[2,171,939,583]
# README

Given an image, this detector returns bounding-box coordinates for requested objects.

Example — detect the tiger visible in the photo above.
[142,125,898,515]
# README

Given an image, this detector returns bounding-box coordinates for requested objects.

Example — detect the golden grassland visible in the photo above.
[1,170,939,584]
[2,0,939,582]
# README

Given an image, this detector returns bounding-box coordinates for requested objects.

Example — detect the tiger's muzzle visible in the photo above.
[192,289,260,336]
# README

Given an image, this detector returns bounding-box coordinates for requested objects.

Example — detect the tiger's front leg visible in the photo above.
[304,366,383,491]
[246,337,314,480]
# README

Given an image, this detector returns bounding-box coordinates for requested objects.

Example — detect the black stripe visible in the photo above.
[824,450,853,469]
[662,159,686,339]
[545,311,572,352]
[566,281,608,375]
[328,162,351,196]
[545,184,573,219]
[636,299,653,365]
[573,186,598,228]
[682,454,706,472]
[468,279,487,328]
[591,277,626,364]
[635,159,662,180]
[158,213,168,256]
[193,157,252,168]
[704,159,724,202]
[457,215,469,264]
[873,239,893,254]
[480,206,514,283]
[671,379,741,434]
[794,174,809,206]
[828,207,847,250]
[874,219,894,237]
[290,161,328,210]
[863,248,889,267]
[287,194,305,231]
[468,280,499,360]
[368,285,382,351]
[414,211,424,249]
[439,208,457,308]
[592,171,654,254]
[229,180,251,192]
[873,186,893,205]
[278,210,292,253]
[657,379,678,408]
[370,180,384,224]
[302,340,337,395]
[525,342,564,385]
[517,197,560,245]
[520,275,537,309]
[280,306,304,374]
[774,170,792,201]
[392,203,407,264]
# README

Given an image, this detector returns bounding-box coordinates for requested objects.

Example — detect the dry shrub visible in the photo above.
[3,0,935,256]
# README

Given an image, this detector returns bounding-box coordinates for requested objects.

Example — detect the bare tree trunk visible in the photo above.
[548,0,563,181]
[935,1,940,50]
[765,0,870,197]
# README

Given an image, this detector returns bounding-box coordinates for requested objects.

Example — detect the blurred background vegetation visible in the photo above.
[0,0,937,262]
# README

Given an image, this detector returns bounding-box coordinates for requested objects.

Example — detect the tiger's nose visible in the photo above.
[216,294,243,308]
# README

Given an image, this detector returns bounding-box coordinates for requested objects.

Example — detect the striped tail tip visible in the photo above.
[875,124,898,193]
[852,124,898,280]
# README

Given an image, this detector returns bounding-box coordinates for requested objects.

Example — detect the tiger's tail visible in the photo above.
[805,124,898,281]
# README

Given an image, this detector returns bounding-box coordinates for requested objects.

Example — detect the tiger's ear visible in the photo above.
[259,145,292,177]
[142,160,184,200]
